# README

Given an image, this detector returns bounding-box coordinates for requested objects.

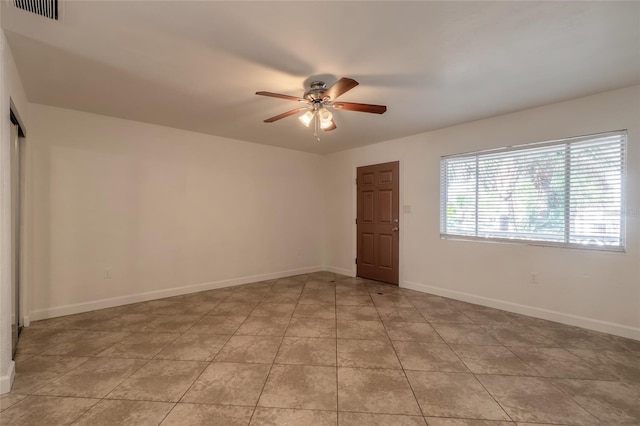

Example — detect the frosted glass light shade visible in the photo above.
[298,110,314,127]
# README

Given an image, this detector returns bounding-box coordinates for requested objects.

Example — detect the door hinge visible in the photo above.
[355,178,358,185]
[355,218,357,224]
[355,258,357,265]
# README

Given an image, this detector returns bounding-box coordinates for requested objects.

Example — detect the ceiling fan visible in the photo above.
[256,78,387,139]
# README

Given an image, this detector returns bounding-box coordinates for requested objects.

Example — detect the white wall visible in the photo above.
[26,104,326,320]
[325,86,640,339]
[0,28,29,393]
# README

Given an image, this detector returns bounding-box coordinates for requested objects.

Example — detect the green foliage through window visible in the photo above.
[440,131,626,250]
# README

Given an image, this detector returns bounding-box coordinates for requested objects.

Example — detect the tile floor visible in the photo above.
[2,272,639,425]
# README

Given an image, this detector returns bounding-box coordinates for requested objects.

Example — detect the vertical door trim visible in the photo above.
[351,159,402,285]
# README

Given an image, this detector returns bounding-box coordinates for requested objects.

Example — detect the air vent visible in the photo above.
[13,0,58,20]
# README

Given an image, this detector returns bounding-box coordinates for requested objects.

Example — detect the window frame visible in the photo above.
[439,130,627,252]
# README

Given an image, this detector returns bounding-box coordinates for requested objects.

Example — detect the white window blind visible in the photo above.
[440,131,626,251]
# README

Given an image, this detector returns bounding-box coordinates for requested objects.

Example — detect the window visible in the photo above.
[440,131,626,251]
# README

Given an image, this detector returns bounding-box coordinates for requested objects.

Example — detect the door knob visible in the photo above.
[392,227,399,232]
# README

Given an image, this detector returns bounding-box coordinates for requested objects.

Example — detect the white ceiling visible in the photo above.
[2,1,639,154]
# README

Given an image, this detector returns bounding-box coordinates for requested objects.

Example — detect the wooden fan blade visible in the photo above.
[323,119,337,132]
[333,102,387,114]
[322,78,359,101]
[256,91,306,102]
[264,107,307,123]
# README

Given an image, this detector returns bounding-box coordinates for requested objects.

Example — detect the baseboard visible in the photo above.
[324,266,354,277]
[0,361,15,394]
[22,315,30,327]
[402,280,640,341]
[29,265,324,322]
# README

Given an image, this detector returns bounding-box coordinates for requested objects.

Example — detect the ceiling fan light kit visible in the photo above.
[256,77,387,141]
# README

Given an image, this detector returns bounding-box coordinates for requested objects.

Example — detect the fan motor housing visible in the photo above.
[304,81,328,101]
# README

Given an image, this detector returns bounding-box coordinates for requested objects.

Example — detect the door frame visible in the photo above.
[350,159,403,285]
[9,101,29,331]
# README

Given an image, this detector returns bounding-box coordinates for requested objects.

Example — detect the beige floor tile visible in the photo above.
[43,331,130,356]
[187,315,246,334]
[181,362,270,405]
[210,301,258,316]
[385,322,442,342]
[409,297,454,311]
[258,365,337,410]
[430,324,499,345]
[515,423,559,426]
[270,281,305,293]
[89,313,153,332]
[393,341,468,372]
[251,407,337,425]
[29,311,116,330]
[11,355,89,394]
[304,280,336,290]
[138,314,201,333]
[260,292,301,303]
[567,348,640,383]
[286,318,336,338]
[235,316,290,336]
[607,335,640,352]
[293,304,336,319]
[177,290,230,304]
[0,393,27,412]
[551,379,640,425]
[480,324,558,347]
[461,307,523,325]
[36,357,146,398]
[335,294,374,306]
[275,337,337,366]
[215,335,282,363]
[530,325,623,350]
[73,399,173,426]
[337,320,388,340]
[155,333,230,361]
[298,293,336,305]
[107,359,207,402]
[424,419,514,425]
[155,302,219,316]
[251,302,297,317]
[450,345,538,375]
[337,339,401,369]
[339,412,426,425]
[371,294,414,308]
[509,346,616,379]
[335,286,369,296]
[336,305,380,321]
[97,332,180,359]
[0,395,98,426]
[338,367,420,415]
[377,307,426,323]
[477,375,599,425]
[405,371,509,420]
[420,307,473,324]
[161,403,254,426]
[226,292,266,303]
[16,328,84,354]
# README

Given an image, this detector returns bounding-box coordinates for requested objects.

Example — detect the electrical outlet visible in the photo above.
[104,268,112,279]
[530,272,538,284]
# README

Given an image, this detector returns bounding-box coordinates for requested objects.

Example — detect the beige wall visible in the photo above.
[1,29,29,393]
[325,86,640,339]
[26,104,326,320]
